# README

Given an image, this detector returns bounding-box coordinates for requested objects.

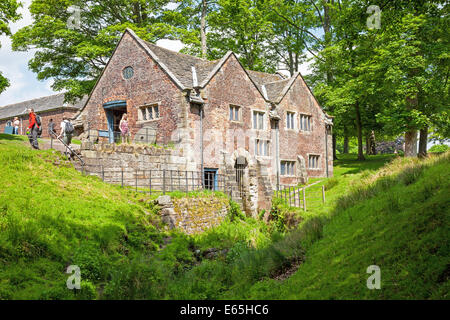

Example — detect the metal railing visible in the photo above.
[80,165,243,198]
[275,183,326,211]
[49,130,85,167]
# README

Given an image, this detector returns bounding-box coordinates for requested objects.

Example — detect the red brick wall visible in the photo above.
[192,56,332,184]
[0,109,78,138]
[276,75,332,181]
[192,54,269,173]
[78,32,184,145]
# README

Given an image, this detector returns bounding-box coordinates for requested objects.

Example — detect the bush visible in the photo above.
[325,177,339,190]
[228,200,245,221]
[428,144,449,153]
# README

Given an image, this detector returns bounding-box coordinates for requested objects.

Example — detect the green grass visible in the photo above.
[245,153,450,299]
[0,134,273,299]
[0,134,448,299]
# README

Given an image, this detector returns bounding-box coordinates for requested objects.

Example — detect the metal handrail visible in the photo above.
[49,130,85,167]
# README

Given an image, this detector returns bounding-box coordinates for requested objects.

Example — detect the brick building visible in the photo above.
[0,93,87,138]
[75,29,333,212]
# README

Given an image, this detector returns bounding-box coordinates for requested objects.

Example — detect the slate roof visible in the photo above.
[264,78,292,102]
[142,37,290,102]
[0,93,87,120]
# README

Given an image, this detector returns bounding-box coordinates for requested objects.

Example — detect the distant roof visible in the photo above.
[0,93,87,120]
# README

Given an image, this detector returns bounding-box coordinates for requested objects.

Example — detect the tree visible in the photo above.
[372,1,449,157]
[206,0,277,72]
[12,0,197,101]
[0,0,21,93]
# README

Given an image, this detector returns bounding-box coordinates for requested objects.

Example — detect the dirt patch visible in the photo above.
[271,257,303,281]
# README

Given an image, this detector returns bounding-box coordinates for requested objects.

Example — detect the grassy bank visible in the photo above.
[247,153,449,299]
[0,134,448,299]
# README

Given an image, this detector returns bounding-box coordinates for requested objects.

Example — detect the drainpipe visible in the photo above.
[276,122,280,190]
[200,103,204,187]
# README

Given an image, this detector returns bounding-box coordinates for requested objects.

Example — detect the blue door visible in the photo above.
[103,100,127,143]
[204,168,218,191]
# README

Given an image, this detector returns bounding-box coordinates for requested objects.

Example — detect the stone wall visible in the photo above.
[156,195,229,234]
[80,141,195,172]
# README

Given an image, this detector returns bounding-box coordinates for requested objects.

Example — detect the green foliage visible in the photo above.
[227,199,245,221]
[11,0,197,100]
[0,0,21,93]
[428,144,449,153]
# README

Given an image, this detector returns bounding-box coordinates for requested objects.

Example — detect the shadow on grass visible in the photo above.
[334,154,396,176]
[0,133,27,142]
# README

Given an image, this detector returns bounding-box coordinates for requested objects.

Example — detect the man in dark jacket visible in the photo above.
[27,108,40,149]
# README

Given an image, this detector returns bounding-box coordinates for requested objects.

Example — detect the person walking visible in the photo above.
[48,118,55,136]
[13,117,20,135]
[119,113,130,144]
[26,108,40,149]
[58,117,74,158]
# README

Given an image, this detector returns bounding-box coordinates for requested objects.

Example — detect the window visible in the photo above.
[286,111,296,129]
[300,114,312,131]
[139,105,159,121]
[280,161,295,176]
[229,105,240,121]
[123,66,134,79]
[255,139,269,156]
[253,110,265,130]
[309,155,320,169]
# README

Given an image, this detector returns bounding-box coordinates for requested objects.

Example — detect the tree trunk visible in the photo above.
[201,0,207,58]
[370,130,377,155]
[332,133,337,160]
[343,126,349,154]
[355,102,365,160]
[418,127,428,158]
[404,130,418,157]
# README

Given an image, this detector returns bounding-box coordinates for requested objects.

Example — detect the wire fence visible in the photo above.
[80,165,243,198]
[275,183,326,211]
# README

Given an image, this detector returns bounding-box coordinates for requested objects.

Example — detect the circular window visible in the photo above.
[123,66,134,79]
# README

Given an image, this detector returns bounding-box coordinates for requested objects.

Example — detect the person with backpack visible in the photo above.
[48,118,55,136]
[26,108,40,149]
[58,116,75,158]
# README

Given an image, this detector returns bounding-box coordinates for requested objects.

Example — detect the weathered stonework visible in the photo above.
[156,195,229,234]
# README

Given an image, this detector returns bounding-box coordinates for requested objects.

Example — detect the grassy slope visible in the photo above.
[0,134,272,299]
[245,153,450,299]
[1,134,448,299]
[0,134,167,299]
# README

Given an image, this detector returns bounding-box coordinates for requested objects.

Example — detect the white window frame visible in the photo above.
[255,139,270,157]
[308,154,321,169]
[138,103,160,122]
[252,110,266,130]
[286,111,296,130]
[299,114,312,132]
[280,160,296,176]
[229,105,241,122]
